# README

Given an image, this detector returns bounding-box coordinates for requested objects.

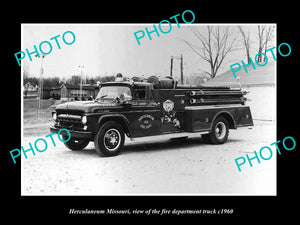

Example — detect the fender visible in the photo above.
[210,110,236,131]
[97,114,132,137]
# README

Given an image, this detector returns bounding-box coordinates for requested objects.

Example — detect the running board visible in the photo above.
[130,131,210,141]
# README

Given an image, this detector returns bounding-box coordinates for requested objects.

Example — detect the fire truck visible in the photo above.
[50,76,253,157]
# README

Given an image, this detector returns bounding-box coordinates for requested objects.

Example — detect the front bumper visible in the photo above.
[50,126,92,139]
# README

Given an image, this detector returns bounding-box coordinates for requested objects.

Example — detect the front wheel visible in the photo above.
[94,121,125,157]
[202,116,229,144]
[62,136,90,151]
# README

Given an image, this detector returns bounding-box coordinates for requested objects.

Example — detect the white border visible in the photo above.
[21,23,277,196]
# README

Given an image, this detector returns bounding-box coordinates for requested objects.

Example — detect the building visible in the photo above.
[50,87,61,100]
[60,84,99,101]
[24,82,38,91]
[23,83,99,101]
[23,82,38,99]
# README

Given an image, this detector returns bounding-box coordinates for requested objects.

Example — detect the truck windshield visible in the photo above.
[96,85,132,100]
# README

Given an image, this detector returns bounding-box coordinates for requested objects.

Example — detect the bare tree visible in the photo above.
[238,26,251,64]
[184,26,239,78]
[263,25,275,61]
[257,25,266,63]
[256,25,276,63]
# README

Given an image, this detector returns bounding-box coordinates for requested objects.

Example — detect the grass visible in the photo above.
[23,99,57,137]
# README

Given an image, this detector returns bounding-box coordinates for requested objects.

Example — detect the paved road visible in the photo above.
[21,120,276,195]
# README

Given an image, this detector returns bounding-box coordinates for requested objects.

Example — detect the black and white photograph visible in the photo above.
[20,23,277,196]
[4,3,299,220]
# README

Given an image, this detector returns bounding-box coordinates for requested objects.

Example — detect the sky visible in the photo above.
[21,23,276,82]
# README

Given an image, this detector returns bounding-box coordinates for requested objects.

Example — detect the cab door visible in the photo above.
[128,85,161,138]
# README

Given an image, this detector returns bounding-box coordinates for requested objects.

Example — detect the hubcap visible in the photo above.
[103,128,121,151]
[215,122,226,139]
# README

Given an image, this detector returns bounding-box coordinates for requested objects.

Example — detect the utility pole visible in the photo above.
[78,65,84,101]
[170,54,184,84]
[36,54,46,118]
[170,56,173,77]
[180,54,183,85]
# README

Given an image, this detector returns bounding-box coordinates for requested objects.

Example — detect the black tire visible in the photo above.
[94,121,125,157]
[62,136,90,151]
[202,116,229,144]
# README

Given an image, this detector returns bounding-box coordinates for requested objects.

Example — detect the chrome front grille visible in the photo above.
[57,114,82,123]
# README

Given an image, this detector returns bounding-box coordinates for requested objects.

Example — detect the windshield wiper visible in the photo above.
[95,95,108,102]
[97,95,108,99]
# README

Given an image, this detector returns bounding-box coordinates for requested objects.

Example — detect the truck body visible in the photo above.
[50,77,253,156]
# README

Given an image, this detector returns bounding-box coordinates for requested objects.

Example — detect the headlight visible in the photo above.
[81,115,87,124]
[52,112,57,121]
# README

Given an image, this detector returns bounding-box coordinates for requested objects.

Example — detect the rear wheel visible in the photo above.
[94,121,125,157]
[202,116,229,144]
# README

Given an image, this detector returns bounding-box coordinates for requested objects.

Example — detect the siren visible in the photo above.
[115,73,124,82]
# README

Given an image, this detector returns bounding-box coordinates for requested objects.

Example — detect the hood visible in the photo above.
[55,100,120,113]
